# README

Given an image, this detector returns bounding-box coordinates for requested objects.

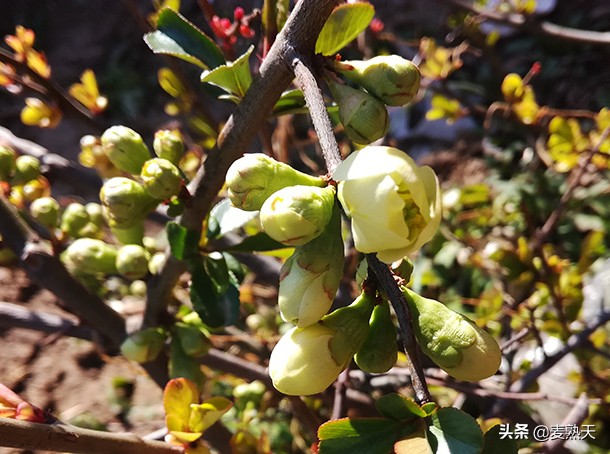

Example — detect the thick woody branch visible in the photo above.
[144,0,341,327]
[0,418,183,454]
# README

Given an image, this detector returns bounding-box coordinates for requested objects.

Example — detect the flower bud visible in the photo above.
[403,288,501,381]
[110,221,145,245]
[21,176,50,202]
[260,185,335,246]
[100,177,157,225]
[116,244,150,280]
[60,203,90,238]
[333,146,442,263]
[120,327,166,363]
[335,56,421,106]
[278,206,344,327]
[13,155,41,184]
[148,252,166,274]
[29,196,60,230]
[225,153,325,211]
[153,129,184,165]
[354,301,398,373]
[140,158,182,200]
[85,202,105,227]
[176,324,211,358]
[0,145,16,181]
[101,125,151,175]
[62,238,118,274]
[328,80,389,145]
[269,292,374,395]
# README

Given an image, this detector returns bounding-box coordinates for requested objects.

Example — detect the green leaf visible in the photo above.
[480,425,518,454]
[315,3,375,56]
[200,46,254,98]
[272,89,307,115]
[318,417,416,454]
[375,393,426,420]
[188,397,233,433]
[222,232,288,252]
[145,8,225,70]
[190,261,240,328]
[144,31,207,69]
[394,422,432,454]
[208,198,259,239]
[203,252,230,295]
[426,408,483,454]
[169,337,205,390]
[166,222,200,260]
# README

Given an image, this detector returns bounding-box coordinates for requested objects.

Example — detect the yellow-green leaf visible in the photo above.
[200,46,253,98]
[188,396,233,433]
[315,3,375,56]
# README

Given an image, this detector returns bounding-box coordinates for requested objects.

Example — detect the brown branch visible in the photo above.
[366,255,431,404]
[441,0,610,47]
[0,418,183,454]
[544,393,590,453]
[144,0,341,328]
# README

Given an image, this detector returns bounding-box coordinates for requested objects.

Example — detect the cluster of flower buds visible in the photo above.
[210,6,256,50]
[0,145,51,208]
[327,55,421,145]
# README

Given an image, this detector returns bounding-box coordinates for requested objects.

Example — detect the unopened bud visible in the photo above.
[116,244,150,280]
[0,145,16,181]
[100,177,156,225]
[21,176,50,202]
[61,203,90,238]
[62,238,118,274]
[85,203,105,227]
[13,155,41,184]
[30,197,60,230]
[225,153,325,211]
[403,288,501,381]
[328,80,389,145]
[101,125,151,174]
[140,158,182,200]
[354,301,398,373]
[260,185,335,246]
[336,55,421,106]
[120,327,166,363]
[153,129,184,165]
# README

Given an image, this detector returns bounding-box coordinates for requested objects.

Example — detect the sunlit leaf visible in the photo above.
[200,46,253,98]
[419,38,461,80]
[26,50,51,78]
[427,407,483,454]
[480,424,519,454]
[144,9,225,69]
[69,69,107,114]
[20,98,61,128]
[375,393,427,420]
[163,377,200,433]
[426,94,462,124]
[315,2,375,55]
[501,73,524,102]
[188,397,232,433]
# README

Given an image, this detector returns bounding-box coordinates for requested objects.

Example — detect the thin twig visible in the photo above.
[441,0,610,47]
[545,393,590,453]
[0,418,183,454]
[289,53,342,173]
[366,255,431,404]
[331,368,349,420]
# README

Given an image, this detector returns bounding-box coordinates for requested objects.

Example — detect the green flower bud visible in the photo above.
[85,203,105,227]
[354,301,398,373]
[260,185,335,246]
[13,155,41,184]
[269,292,374,395]
[129,279,147,297]
[176,324,211,358]
[140,158,182,200]
[403,288,501,381]
[21,176,50,202]
[328,80,389,145]
[233,380,266,408]
[62,238,118,274]
[60,203,90,238]
[148,252,166,274]
[116,244,150,280]
[0,145,16,181]
[120,327,166,363]
[100,177,156,225]
[110,221,145,245]
[29,196,60,229]
[225,153,325,211]
[101,125,151,174]
[335,56,421,106]
[153,129,184,165]
[279,206,344,327]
